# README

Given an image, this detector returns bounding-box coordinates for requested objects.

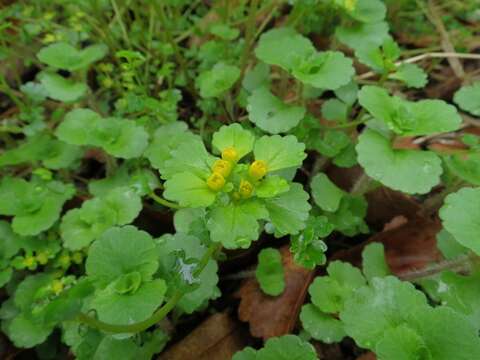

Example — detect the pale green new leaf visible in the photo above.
[164,172,216,208]
[161,139,215,179]
[212,123,255,159]
[255,176,289,198]
[247,87,305,134]
[207,200,268,249]
[264,183,311,236]
[356,129,442,194]
[254,135,306,172]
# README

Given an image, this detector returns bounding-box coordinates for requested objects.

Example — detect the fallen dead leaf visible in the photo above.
[333,216,442,276]
[158,312,250,360]
[357,352,377,360]
[236,246,314,340]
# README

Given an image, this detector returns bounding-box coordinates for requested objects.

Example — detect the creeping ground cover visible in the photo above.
[2,0,480,358]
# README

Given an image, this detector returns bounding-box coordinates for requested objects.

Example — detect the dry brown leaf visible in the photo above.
[333,216,442,276]
[158,312,250,360]
[236,246,314,340]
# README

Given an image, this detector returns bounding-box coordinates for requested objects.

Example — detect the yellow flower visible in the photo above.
[249,160,268,180]
[36,251,49,265]
[207,172,226,191]
[42,33,57,44]
[239,179,253,199]
[51,279,64,296]
[221,147,239,162]
[212,159,233,178]
[23,255,37,270]
[344,0,357,11]
[71,252,84,265]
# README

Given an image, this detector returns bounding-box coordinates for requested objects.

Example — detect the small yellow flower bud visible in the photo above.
[212,159,233,178]
[51,279,64,296]
[36,251,49,265]
[207,172,226,191]
[249,160,268,180]
[23,255,37,270]
[239,179,254,199]
[344,0,357,11]
[71,252,84,265]
[221,147,239,162]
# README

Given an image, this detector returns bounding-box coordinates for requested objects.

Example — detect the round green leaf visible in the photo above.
[86,226,159,286]
[256,248,285,296]
[356,129,442,194]
[292,51,355,90]
[300,304,345,343]
[254,135,306,172]
[247,87,305,134]
[440,187,480,255]
[212,123,255,159]
[454,82,480,116]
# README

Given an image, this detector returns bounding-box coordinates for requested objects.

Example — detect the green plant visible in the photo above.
[1,0,480,358]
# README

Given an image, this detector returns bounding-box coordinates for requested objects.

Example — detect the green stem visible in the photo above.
[150,192,182,209]
[0,125,23,134]
[77,243,221,334]
[110,0,131,47]
[330,119,366,129]
[238,0,260,86]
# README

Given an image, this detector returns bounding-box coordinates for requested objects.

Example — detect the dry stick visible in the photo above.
[357,52,480,81]
[398,254,477,281]
[426,0,465,78]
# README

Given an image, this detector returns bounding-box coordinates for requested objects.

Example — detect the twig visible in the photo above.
[425,0,465,78]
[357,52,480,80]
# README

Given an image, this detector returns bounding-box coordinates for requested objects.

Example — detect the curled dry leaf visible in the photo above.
[236,246,315,340]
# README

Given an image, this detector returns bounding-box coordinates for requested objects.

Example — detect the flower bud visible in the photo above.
[221,147,239,162]
[239,179,254,199]
[248,160,268,180]
[51,279,64,296]
[207,172,226,191]
[212,159,233,178]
